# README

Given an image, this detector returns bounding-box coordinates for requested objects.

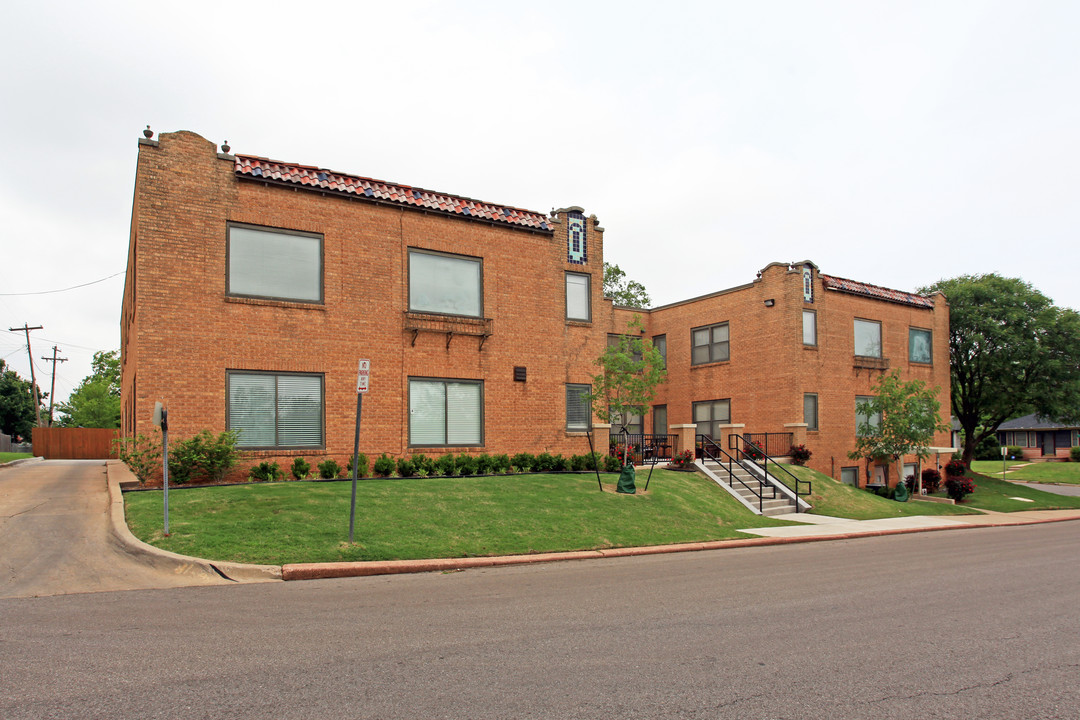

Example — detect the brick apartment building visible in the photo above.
[121,130,952,487]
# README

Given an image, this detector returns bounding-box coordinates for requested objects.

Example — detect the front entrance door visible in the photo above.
[1041,432,1055,456]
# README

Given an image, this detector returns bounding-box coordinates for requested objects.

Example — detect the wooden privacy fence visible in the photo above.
[32,428,118,459]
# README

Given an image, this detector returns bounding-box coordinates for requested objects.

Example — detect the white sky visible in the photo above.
[1,1,1077,405]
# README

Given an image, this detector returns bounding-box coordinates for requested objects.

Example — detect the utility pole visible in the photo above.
[40,346,67,427]
[9,324,43,428]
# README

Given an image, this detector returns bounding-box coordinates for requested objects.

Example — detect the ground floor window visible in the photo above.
[609,409,642,437]
[840,467,859,486]
[652,405,667,436]
[693,399,731,439]
[409,378,483,446]
[566,384,591,432]
[228,371,324,449]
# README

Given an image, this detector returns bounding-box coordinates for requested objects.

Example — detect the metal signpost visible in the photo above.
[153,401,170,536]
[349,360,370,543]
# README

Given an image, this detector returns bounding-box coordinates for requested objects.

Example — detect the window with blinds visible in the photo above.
[408,249,482,317]
[566,384,591,431]
[228,372,324,448]
[227,225,323,303]
[409,378,483,446]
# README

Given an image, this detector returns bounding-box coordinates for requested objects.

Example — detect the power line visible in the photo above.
[0,271,125,296]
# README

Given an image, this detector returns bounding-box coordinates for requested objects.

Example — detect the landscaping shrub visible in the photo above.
[1071,446,1080,462]
[511,452,535,473]
[456,453,479,476]
[436,453,457,474]
[167,438,199,484]
[603,454,623,472]
[944,475,976,502]
[921,468,942,493]
[290,457,311,480]
[972,433,1007,461]
[166,430,240,485]
[944,459,967,477]
[491,453,511,474]
[570,452,603,472]
[372,453,395,477]
[249,460,283,483]
[789,444,812,466]
[396,457,415,477]
[318,458,342,479]
[534,452,557,472]
[475,453,494,475]
[1007,446,1024,460]
[666,449,695,470]
[411,453,437,476]
[113,433,161,484]
[346,452,369,478]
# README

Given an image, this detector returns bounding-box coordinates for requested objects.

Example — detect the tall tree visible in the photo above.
[0,359,43,442]
[56,351,121,428]
[603,262,651,308]
[921,275,1080,465]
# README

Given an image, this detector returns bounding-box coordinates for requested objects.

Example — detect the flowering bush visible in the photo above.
[944,459,967,478]
[944,475,976,501]
[789,444,812,466]
[666,449,695,469]
[921,468,942,493]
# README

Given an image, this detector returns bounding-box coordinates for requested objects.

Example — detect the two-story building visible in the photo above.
[121,130,952,487]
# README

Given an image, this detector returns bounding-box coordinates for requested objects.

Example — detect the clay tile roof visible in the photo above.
[819,274,935,308]
[234,155,552,232]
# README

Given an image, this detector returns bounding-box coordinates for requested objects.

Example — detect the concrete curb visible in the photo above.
[106,461,281,583]
[0,456,44,469]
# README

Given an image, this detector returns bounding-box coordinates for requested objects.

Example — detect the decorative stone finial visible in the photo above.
[221,140,231,154]
[143,125,153,139]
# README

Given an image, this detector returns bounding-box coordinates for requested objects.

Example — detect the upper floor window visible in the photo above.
[228,225,322,303]
[652,335,667,368]
[909,327,933,364]
[566,272,591,321]
[409,249,482,317]
[691,322,730,365]
[228,371,324,449]
[853,319,882,358]
[803,310,817,346]
[607,334,644,362]
[804,393,819,431]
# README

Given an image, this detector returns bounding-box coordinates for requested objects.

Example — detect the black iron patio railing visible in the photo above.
[609,433,678,464]
[738,432,794,458]
[696,434,774,514]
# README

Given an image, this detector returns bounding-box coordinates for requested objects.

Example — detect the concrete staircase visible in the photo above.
[698,459,799,516]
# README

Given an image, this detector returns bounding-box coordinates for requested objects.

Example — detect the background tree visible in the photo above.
[921,275,1080,465]
[0,359,44,442]
[56,350,121,428]
[603,262,651,308]
[848,370,948,490]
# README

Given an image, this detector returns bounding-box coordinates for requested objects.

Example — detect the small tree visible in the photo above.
[848,370,949,492]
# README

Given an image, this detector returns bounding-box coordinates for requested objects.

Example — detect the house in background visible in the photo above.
[997,414,1079,460]
[121,130,952,488]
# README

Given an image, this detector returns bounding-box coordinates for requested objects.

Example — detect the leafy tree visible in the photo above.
[56,350,121,428]
[0,359,44,442]
[603,262,651,308]
[920,275,1080,465]
[848,370,948,491]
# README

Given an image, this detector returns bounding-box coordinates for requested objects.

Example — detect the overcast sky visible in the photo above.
[2,1,1077,406]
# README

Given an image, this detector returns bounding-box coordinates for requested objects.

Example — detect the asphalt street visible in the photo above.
[2,520,1077,719]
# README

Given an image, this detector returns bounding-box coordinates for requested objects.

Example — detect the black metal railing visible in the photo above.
[696,434,774,514]
[610,433,678,464]
[738,432,794,458]
[728,433,811,512]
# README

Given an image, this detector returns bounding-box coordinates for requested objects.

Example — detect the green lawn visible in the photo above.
[944,471,1080,512]
[990,462,1080,485]
[124,470,796,565]
[775,464,978,520]
[0,452,32,463]
[970,459,1029,478]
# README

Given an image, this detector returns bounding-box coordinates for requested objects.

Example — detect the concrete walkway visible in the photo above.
[738,507,1080,538]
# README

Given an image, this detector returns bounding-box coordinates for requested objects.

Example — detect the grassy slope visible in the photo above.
[125,470,795,565]
[0,452,33,463]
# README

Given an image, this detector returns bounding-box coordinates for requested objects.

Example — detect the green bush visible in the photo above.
[944,459,967,478]
[511,452,535,473]
[291,457,311,480]
[167,438,199,484]
[396,457,415,477]
[435,453,457,476]
[167,430,240,484]
[1070,446,1080,462]
[346,452,369,478]
[1007,446,1025,460]
[944,475,976,501]
[534,452,557,472]
[491,453,511,474]
[113,433,162,484]
[411,453,436,476]
[372,453,395,477]
[475,453,494,475]
[603,455,622,472]
[249,460,283,483]
[972,433,1006,461]
[318,458,342,479]
[456,453,478,476]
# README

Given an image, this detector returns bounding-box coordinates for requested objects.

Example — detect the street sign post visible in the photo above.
[153,401,170,536]
[349,360,370,543]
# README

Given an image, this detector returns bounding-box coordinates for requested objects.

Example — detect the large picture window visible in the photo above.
[228,372,324,449]
[566,272,591,321]
[409,249,482,317]
[854,319,882,358]
[693,399,731,439]
[409,378,483,446]
[691,322,730,365]
[228,225,322,303]
[566,384,591,432]
[909,327,933,364]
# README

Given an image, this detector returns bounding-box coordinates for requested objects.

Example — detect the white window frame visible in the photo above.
[566,272,591,321]
[409,377,484,447]
[408,249,483,318]
[227,371,324,449]
[227,224,323,303]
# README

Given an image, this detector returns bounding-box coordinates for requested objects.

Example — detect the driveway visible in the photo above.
[0,460,231,598]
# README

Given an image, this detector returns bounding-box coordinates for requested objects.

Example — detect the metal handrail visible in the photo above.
[728,434,811,512]
[697,434,775,514]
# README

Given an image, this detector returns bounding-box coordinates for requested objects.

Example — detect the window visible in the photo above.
[566,272,591,321]
[803,310,817,346]
[227,225,322,303]
[1010,431,1029,448]
[693,399,731,439]
[653,405,668,436]
[607,334,643,362]
[409,249,482,317]
[652,335,667,368]
[854,319,882,358]
[840,467,859,486]
[409,378,483,446]
[909,327,932,364]
[228,372,324,449]
[804,393,819,431]
[855,395,881,436]
[566,384,591,432]
[610,409,642,436]
[691,322,730,365]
